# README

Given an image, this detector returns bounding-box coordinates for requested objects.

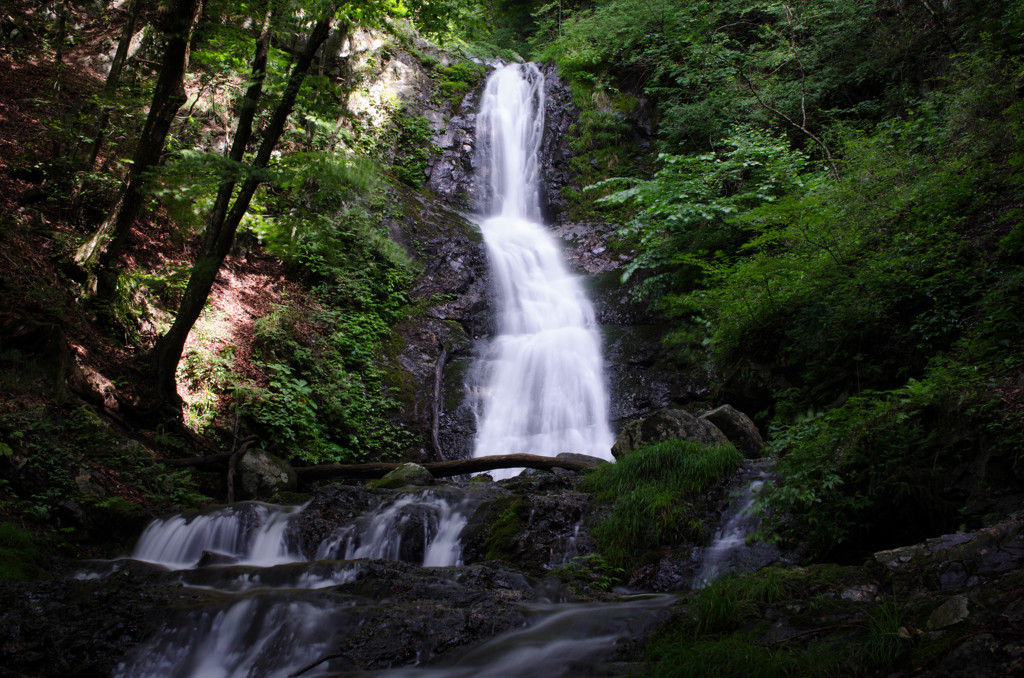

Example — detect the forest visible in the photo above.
[1,0,1023,675]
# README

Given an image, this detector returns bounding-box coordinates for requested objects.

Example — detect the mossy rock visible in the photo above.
[366,462,434,489]
[0,522,45,581]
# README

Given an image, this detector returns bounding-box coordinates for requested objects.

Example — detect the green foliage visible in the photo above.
[766,363,989,559]
[692,570,797,634]
[391,110,437,187]
[863,601,908,667]
[430,59,487,107]
[598,127,809,299]
[582,440,743,567]
[644,568,911,677]
[548,553,623,592]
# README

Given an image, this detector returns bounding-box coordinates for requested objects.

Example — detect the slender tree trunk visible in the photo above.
[151,12,335,407]
[82,0,143,172]
[75,0,200,298]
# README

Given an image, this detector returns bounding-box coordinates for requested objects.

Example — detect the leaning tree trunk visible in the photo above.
[75,0,200,299]
[150,12,335,408]
[80,0,143,173]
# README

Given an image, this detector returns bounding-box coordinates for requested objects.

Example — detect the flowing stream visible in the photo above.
[470,63,614,478]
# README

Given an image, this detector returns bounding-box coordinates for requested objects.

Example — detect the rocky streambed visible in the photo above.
[2,464,1023,677]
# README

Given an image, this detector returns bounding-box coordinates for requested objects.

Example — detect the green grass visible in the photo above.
[582,440,743,567]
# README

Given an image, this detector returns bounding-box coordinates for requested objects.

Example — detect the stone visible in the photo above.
[237,448,297,498]
[370,463,435,489]
[700,405,765,458]
[611,408,730,458]
[927,595,970,630]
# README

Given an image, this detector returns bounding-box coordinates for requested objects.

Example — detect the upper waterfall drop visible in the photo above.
[471,63,615,477]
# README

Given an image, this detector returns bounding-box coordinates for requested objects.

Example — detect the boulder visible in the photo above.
[700,404,765,458]
[238,448,297,498]
[611,408,729,459]
[369,462,435,489]
[927,595,970,630]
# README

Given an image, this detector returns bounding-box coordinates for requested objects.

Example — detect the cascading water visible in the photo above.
[110,492,475,677]
[693,461,779,588]
[471,63,614,478]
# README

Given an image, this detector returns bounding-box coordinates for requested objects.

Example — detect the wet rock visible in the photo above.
[539,62,577,226]
[874,515,1024,594]
[197,550,240,566]
[611,409,729,458]
[370,462,435,489]
[700,404,765,458]
[459,474,598,575]
[927,594,970,630]
[238,448,297,498]
[840,584,878,602]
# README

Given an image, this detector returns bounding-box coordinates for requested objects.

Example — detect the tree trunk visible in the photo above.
[75,0,200,298]
[294,453,603,482]
[150,12,335,408]
[81,0,143,172]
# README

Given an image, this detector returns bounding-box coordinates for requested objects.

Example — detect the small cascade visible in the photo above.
[693,461,779,587]
[130,502,304,569]
[109,491,475,677]
[315,491,469,567]
[471,63,614,479]
[112,594,347,678]
[344,595,675,678]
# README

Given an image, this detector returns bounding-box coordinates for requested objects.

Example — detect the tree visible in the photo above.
[148,6,338,408]
[75,0,202,300]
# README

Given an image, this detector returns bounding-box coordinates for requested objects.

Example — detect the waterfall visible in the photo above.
[471,63,614,478]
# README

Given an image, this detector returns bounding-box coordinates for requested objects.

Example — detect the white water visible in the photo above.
[693,463,777,587]
[129,493,469,574]
[471,63,614,478]
[314,492,469,567]
[130,502,304,569]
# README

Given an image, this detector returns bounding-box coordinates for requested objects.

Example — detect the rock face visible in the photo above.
[700,404,765,458]
[237,448,297,498]
[611,408,730,458]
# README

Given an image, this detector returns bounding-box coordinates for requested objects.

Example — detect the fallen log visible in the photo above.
[294,453,602,482]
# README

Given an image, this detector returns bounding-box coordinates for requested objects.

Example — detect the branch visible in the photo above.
[295,453,602,482]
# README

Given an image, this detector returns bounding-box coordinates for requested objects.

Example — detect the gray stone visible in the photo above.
[700,405,765,458]
[927,595,970,630]
[238,448,297,498]
[371,463,435,489]
[611,408,730,458]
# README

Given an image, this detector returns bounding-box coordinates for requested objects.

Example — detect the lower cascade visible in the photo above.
[101,482,675,678]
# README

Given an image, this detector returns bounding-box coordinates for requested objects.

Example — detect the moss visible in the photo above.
[431,60,487,107]
[0,522,46,581]
[481,497,526,563]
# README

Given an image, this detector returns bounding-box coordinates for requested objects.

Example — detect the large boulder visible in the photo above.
[700,404,765,458]
[237,448,297,498]
[611,408,729,459]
